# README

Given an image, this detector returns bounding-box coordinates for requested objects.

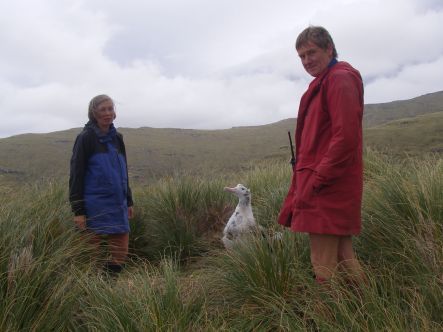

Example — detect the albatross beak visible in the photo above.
[224,187,236,193]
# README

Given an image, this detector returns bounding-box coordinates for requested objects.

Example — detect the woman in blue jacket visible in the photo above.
[69,94,134,275]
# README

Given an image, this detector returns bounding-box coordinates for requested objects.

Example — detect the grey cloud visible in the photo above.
[0,0,442,138]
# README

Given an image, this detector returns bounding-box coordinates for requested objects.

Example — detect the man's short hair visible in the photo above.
[296,26,338,58]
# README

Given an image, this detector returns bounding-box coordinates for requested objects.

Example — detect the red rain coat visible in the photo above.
[278,61,364,235]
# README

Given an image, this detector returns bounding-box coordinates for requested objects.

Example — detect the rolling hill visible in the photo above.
[363,90,443,127]
[1,91,442,188]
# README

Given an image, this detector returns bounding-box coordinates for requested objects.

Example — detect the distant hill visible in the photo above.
[363,91,443,127]
[1,91,442,188]
[0,120,295,187]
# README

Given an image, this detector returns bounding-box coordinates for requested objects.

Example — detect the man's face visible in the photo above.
[297,41,333,77]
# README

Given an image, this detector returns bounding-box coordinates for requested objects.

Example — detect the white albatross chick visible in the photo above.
[222,184,258,249]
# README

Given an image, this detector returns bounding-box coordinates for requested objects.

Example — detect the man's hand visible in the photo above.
[313,183,326,194]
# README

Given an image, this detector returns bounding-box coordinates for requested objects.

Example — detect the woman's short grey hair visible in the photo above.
[296,26,338,58]
[88,94,114,122]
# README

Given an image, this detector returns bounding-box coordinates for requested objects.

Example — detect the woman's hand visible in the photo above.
[128,206,134,219]
[74,215,87,230]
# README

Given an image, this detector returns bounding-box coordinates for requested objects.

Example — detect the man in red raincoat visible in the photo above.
[278,26,365,285]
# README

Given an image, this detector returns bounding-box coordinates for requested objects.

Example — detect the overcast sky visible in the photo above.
[1,0,442,138]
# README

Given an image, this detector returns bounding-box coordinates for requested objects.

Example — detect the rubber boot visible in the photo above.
[103,262,124,279]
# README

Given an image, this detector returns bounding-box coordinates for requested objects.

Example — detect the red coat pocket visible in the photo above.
[294,168,316,210]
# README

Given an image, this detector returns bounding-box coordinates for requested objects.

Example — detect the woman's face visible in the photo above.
[297,41,333,77]
[93,100,115,131]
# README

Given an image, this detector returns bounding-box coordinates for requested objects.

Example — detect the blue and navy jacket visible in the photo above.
[69,121,133,233]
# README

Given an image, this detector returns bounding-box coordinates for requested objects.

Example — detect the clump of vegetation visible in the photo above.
[77,258,208,331]
[129,160,291,261]
[360,154,443,326]
[0,182,95,331]
[129,176,232,261]
[0,150,441,330]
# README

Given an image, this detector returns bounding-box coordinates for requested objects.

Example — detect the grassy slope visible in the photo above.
[363,90,443,127]
[0,91,442,187]
[120,119,294,180]
[0,120,295,187]
[365,111,443,155]
[0,129,79,187]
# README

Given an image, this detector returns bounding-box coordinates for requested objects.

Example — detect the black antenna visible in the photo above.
[287,131,295,167]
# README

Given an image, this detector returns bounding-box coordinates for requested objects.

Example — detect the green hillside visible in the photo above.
[365,111,443,156]
[0,129,79,187]
[0,91,442,188]
[363,90,443,127]
[119,119,294,181]
[0,120,295,188]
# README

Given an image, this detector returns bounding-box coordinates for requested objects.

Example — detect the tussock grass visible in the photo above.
[77,259,208,331]
[0,150,441,330]
[0,181,95,331]
[360,154,443,326]
[243,160,293,229]
[201,232,312,330]
[129,176,232,261]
